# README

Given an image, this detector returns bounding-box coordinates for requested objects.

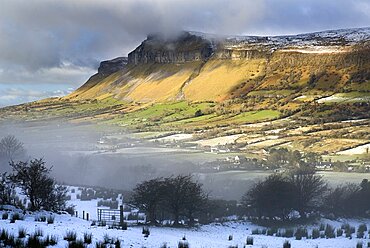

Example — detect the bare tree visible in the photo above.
[162,175,207,226]
[242,174,298,220]
[0,135,25,162]
[129,178,164,224]
[0,172,18,206]
[288,167,327,217]
[130,175,207,226]
[10,158,67,211]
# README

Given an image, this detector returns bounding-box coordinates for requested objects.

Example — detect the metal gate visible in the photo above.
[97,205,124,227]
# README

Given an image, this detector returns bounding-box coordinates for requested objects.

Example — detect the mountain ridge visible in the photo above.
[68,27,370,103]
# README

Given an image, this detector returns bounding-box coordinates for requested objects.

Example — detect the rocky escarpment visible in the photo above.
[128,32,213,64]
[98,57,128,76]
[68,28,370,102]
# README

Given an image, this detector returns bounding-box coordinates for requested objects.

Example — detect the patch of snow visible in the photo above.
[337,143,370,155]
[195,134,244,147]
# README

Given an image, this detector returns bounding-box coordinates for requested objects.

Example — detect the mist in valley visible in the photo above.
[0,120,259,201]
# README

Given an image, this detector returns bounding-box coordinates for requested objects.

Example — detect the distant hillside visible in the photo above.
[1,28,370,157]
[67,28,370,103]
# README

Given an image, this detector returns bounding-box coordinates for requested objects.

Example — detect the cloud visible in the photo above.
[0,0,369,91]
[0,86,74,107]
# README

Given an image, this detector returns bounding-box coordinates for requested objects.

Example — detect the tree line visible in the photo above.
[243,167,370,221]
[130,167,370,226]
[129,175,207,226]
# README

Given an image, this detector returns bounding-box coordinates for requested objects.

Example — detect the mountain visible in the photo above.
[1,27,370,156]
[67,28,370,103]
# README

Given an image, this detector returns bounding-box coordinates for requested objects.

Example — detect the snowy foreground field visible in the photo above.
[0,186,369,247]
[0,212,370,248]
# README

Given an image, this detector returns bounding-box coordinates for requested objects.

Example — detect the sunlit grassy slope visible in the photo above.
[1,41,370,156]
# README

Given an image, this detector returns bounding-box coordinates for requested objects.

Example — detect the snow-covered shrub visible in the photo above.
[18,227,26,238]
[103,234,111,244]
[324,224,335,238]
[0,229,10,241]
[1,212,8,220]
[142,227,150,236]
[26,234,46,248]
[68,239,85,248]
[267,227,277,236]
[34,228,44,237]
[35,215,46,222]
[357,230,364,239]
[44,235,58,246]
[282,229,294,238]
[64,231,77,242]
[3,233,15,247]
[311,228,320,239]
[283,240,291,248]
[114,239,121,248]
[83,233,92,244]
[178,240,189,248]
[294,228,306,240]
[11,212,24,222]
[95,241,106,248]
[246,236,253,245]
[357,241,363,248]
[14,237,24,247]
[358,224,367,233]
[336,228,343,237]
[319,223,325,231]
[47,215,54,224]
[65,205,75,216]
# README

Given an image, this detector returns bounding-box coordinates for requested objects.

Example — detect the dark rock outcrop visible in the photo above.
[98,57,128,76]
[128,32,213,64]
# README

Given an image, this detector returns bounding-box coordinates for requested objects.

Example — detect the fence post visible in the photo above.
[83,211,85,220]
[120,205,124,228]
[75,211,78,218]
[86,213,89,221]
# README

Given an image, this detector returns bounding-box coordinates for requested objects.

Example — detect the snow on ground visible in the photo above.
[151,134,193,142]
[67,186,110,220]
[317,94,370,103]
[1,212,369,248]
[280,46,347,54]
[105,147,196,155]
[194,134,244,147]
[337,143,370,155]
[1,186,370,247]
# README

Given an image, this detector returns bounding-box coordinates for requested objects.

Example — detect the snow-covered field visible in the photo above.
[1,186,369,247]
[1,210,370,248]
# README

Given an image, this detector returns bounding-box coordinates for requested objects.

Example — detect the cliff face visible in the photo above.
[69,29,370,103]
[128,32,213,64]
[98,57,127,76]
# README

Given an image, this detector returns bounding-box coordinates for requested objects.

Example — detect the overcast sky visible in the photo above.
[0,0,370,106]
